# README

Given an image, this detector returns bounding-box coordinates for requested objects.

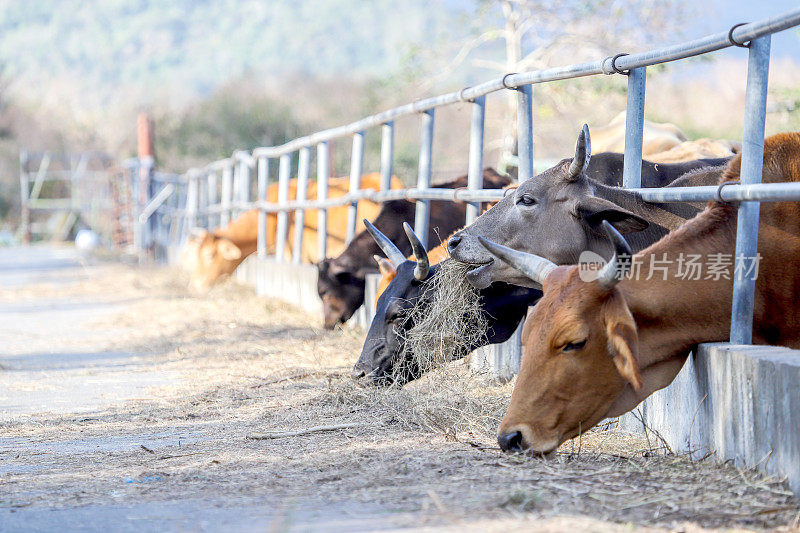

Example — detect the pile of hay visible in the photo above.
[396,260,488,381]
[314,258,506,439]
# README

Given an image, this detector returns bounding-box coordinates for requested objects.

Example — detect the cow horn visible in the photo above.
[364,219,406,267]
[403,222,429,281]
[596,220,633,289]
[568,124,591,181]
[477,236,557,286]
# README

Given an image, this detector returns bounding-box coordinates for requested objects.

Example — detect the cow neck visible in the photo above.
[618,202,737,371]
[593,182,700,238]
[213,209,259,257]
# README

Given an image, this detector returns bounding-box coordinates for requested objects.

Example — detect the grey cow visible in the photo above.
[447,125,730,289]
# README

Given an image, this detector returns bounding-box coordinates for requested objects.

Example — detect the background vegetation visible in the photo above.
[0,1,798,228]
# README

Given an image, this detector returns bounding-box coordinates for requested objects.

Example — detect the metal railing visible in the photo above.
[152,7,800,345]
[19,151,116,243]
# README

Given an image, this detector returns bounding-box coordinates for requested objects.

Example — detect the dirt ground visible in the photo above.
[1,247,799,532]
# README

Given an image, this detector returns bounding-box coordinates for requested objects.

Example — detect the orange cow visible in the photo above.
[183,173,403,292]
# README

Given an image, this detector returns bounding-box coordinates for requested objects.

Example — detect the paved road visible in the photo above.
[0,247,171,418]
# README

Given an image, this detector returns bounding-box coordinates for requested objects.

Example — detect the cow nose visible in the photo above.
[497,431,526,453]
[351,366,366,379]
[447,234,462,254]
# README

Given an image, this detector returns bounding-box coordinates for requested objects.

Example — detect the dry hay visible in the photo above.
[2,259,799,530]
[396,260,488,382]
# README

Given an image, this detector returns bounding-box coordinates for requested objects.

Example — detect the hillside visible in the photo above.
[0,0,470,111]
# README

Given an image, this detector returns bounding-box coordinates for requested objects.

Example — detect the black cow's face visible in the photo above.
[353,261,430,385]
[353,260,542,386]
[317,258,369,330]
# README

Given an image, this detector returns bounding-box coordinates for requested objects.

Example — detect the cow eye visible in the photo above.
[517,194,537,206]
[562,339,587,352]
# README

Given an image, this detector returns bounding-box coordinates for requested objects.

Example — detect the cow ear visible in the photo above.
[606,320,642,391]
[374,255,397,280]
[575,196,649,234]
[328,257,356,277]
[217,238,242,261]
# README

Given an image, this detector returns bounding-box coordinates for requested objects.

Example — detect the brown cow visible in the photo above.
[479,132,800,454]
[647,138,741,164]
[183,173,402,292]
[590,112,687,156]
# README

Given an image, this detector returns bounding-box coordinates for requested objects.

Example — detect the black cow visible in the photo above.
[352,224,541,385]
[317,169,511,329]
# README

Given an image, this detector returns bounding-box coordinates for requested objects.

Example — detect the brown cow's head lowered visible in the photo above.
[478,222,642,454]
[182,229,243,293]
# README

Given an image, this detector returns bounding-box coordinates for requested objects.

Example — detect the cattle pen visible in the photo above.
[135,8,800,490]
[5,6,800,532]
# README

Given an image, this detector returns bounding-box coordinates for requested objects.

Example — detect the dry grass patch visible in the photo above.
[1,260,798,530]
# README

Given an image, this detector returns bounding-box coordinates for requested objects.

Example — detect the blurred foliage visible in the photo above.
[0,0,469,113]
[153,83,305,172]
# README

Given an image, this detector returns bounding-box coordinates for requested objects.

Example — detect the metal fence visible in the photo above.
[146,8,800,346]
[19,151,117,244]
[120,157,187,262]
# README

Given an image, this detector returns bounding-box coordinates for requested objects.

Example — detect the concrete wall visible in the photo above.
[619,343,800,495]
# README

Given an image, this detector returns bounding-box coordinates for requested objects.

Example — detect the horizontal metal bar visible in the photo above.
[636,182,800,203]
[193,181,800,218]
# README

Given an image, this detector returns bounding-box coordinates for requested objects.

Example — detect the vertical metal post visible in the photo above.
[19,151,30,243]
[207,172,219,228]
[196,173,207,229]
[256,157,269,259]
[380,122,394,191]
[239,158,251,205]
[185,175,199,234]
[293,147,311,264]
[232,160,241,216]
[220,163,233,226]
[730,35,771,345]
[275,154,291,262]
[346,131,365,243]
[516,85,534,183]
[623,67,647,189]
[317,141,330,260]
[466,95,486,224]
[139,157,155,258]
[414,109,434,248]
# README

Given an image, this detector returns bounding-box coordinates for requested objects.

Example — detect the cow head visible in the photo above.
[317,256,371,330]
[354,222,542,386]
[448,125,648,289]
[479,222,642,455]
[183,229,243,293]
[353,220,432,385]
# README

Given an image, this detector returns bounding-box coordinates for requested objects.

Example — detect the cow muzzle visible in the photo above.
[497,426,558,457]
[497,430,526,453]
